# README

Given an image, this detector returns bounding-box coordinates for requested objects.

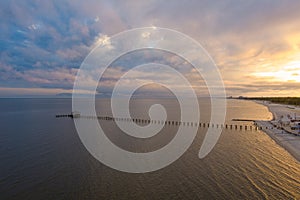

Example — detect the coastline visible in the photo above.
[254,100,300,163]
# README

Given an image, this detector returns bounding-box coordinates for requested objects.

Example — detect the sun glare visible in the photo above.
[254,60,300,82]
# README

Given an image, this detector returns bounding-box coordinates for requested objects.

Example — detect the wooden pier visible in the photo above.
[56,113,286,132]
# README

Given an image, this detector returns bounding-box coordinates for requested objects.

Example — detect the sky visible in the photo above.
[1,0,300,97]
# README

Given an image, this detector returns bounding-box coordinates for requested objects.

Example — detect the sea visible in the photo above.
[0,98,299,199]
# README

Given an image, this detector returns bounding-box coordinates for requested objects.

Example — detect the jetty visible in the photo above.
[55,112,289,132]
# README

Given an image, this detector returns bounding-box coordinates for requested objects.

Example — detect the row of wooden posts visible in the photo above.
[56,114,270,131]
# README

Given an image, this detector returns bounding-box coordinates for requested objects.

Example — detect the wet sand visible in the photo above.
[254,101,300,163]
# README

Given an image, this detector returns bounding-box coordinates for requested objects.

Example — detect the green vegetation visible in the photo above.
[242,97,300,106]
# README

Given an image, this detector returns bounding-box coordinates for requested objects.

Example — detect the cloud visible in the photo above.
[1,0,300,96]
[0,62,77,89]
[225,81,300,96]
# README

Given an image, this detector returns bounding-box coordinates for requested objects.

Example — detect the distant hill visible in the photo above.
[56,93,72,97]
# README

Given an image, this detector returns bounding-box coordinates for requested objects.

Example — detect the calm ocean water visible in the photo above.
[0,98,299,199]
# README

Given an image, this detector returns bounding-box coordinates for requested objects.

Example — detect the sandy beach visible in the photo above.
[254,101,300,163]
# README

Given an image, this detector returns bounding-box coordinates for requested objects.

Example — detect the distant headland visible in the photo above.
[228,96,300,106]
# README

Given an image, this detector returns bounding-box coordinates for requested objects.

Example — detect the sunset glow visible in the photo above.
[254,60,300,83]
[0,1,300,97]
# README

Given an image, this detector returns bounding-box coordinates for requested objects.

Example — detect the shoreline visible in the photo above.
[254,100,300,163]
